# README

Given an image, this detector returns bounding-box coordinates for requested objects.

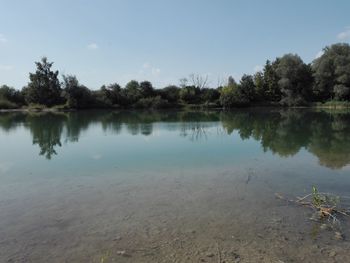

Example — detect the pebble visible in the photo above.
[334,232,344,240]
[206,253,215,257]
[116,250,130,257]
[329,250,337,257]
[320,224,327,230]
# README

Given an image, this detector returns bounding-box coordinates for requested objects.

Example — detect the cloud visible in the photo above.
[143,62,151,69]
[315,50,324,59]
[151,67,161,76]
[140,62,161,77]
[87,43,98,50]
[337,27,350,40]
[253,65,263,73]
[0,34,8,43]
[0,65,13,71]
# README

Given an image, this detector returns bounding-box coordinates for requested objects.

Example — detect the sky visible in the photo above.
[0,0,350,89]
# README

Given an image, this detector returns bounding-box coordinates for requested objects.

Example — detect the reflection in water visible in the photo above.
[0,109,350,168]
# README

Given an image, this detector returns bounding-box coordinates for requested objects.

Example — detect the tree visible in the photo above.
[189,74,209,89]
[62,75,93,108]
[200,88,220,103]
[179,85,199,103]
[253,71,265,101]
[263,60,281,101]
[275,54,313,106]
[140,81,154,98]
[239,74,256,102]
[228,76,236,87]
[24,57,62,106]
[219,77,249,108]
[312,43,350,101]
[334,84,350,101]
[106,83,123,105]
[124,80,142,105]
[0,85,24,105]
[160,85,181,103]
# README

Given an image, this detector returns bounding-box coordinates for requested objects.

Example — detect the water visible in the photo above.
[0,109,349,262]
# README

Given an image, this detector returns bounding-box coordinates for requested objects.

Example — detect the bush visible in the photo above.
[334,85,350,101]
[219,86,249,108]
[134,96,170,109]
[0,99,18,109]
[27,103,47,110]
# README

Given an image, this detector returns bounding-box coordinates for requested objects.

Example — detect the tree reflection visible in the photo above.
[221,109,350,168]
[0,109,349,168]
[25,113,66,159]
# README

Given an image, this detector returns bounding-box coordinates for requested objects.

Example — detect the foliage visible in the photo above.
[62,75,93,109]
[159,85,181,103]
[0,85,24,105]
[0,99,18,109]
[24,57,62,106]
[276,54,313,106]
[179,86,200,104]
[1,43,350,110]
[312,43,350,101]
[220,77,250,108]
[134,96,170,109]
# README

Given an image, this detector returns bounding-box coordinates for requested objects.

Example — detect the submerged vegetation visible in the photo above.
[1,43,350,110]
[276,186,350,239]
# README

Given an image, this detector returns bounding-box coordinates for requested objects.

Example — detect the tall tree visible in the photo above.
[239,74,256,101]
[24,57,62,106]
[312,43,350,101]
[275,54,313,106]
[140,81,154,98]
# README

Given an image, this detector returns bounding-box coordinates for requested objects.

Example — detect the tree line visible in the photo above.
[1,42,350,109]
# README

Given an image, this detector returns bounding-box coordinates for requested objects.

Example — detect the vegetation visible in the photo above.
[276,186,350,240]
[1,43,350,110]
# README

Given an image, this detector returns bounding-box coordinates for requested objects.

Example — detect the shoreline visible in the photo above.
[1,104,350,113]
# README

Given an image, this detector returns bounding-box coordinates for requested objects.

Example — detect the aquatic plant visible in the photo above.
[276,187,350,224]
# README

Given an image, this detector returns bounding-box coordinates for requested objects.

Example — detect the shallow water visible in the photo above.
[0,109,350,262]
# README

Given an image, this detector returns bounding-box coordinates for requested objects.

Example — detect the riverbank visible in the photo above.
[1,100,350,113]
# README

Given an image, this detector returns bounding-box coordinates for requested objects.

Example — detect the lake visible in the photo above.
[0,109,350,262]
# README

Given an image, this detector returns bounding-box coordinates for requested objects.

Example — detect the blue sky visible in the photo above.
[0,0,350,89]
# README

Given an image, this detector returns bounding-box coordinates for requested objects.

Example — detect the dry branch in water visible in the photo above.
[275,187,350,225]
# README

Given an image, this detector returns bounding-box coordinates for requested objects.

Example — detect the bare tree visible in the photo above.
[189,74,209,89]
[216,76,226,88]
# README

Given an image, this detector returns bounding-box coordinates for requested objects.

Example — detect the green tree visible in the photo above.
[159,85,181,103]
[219,77,249,108]
[0,85,25,106]
[140,81,154,98]
[124,80,142,105]
[263,60,281,101]
[312,43,350,101]
[179,86,199,104]
[62,75,93,108]
[253,71,265,101]
[239,74,256,101]
[275,54,313,106]
[24,57,62,106]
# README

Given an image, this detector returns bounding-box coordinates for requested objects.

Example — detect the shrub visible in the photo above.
[0,99,18,109]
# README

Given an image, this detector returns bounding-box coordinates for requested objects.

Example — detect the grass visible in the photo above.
[312,100,350,109]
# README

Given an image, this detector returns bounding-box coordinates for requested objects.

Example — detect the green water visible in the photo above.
[0,109,350,262]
